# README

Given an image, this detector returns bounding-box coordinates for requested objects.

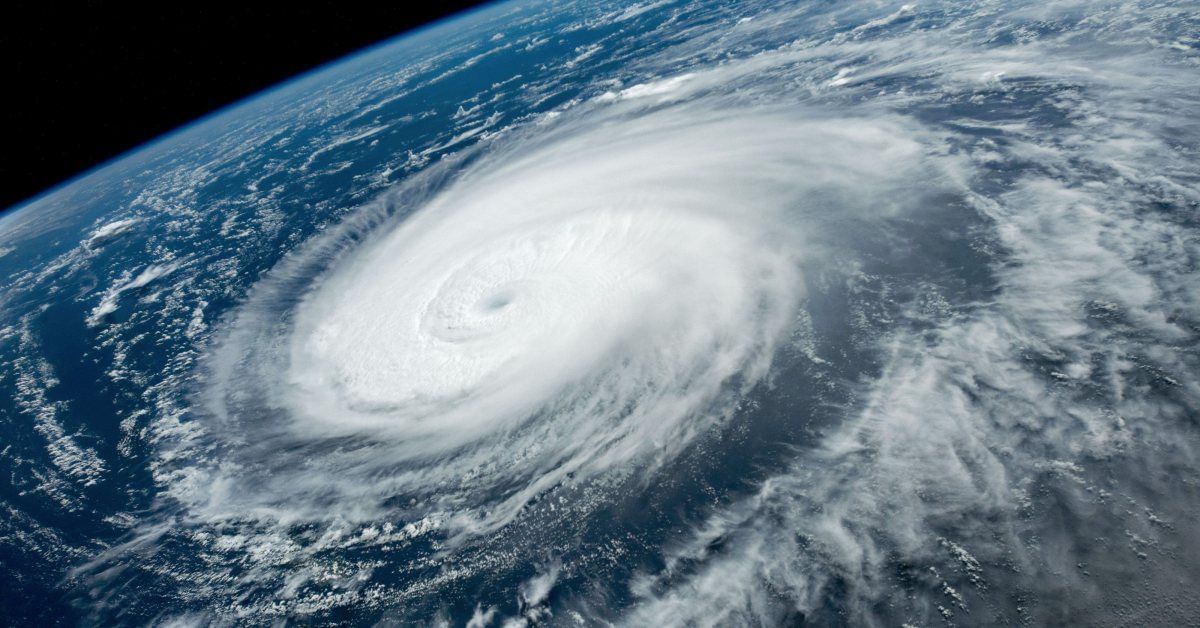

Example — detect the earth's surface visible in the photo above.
[2,0,1200,625]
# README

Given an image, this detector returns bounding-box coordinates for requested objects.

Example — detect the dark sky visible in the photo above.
[2,1,492,212]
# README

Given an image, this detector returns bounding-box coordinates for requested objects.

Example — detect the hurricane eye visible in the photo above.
[481,291,513,311]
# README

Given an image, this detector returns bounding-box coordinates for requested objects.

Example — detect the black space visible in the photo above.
[2,1,492,212]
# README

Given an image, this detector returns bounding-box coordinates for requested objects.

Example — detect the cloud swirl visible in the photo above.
[189,108,943,541]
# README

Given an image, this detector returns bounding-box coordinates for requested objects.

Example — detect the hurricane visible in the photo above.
[2,0,1198,625]
[198,109,825,534]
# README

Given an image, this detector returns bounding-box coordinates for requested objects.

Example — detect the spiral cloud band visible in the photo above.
[283,111,812,533]
[188,109,933,538]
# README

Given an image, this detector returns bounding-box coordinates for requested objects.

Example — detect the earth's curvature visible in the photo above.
[2,0,1199,625]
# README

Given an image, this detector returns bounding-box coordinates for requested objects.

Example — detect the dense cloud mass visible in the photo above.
[194,110,940,541]
[1,0,1198,625]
